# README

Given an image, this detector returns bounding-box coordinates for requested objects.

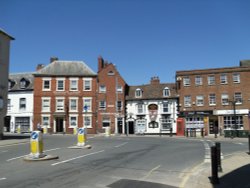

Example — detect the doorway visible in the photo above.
[56,117,64,133]
[117,118,123,134]
[126,121,134,134]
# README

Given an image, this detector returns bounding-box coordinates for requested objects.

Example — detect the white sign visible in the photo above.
[214,109,249,115]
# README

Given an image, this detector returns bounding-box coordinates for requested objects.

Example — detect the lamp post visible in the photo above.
[229,100,237,138]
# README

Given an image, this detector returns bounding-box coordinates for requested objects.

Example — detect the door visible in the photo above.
[117,118,123,134]
[56,118,64,133]
[128,121,134,134]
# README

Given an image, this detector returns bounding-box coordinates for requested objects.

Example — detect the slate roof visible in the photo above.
[0,28,15,40]
[9,72,34,91]
[34,61,96,76]
[126,83,178,100]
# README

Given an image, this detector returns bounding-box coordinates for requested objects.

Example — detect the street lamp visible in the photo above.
[229,100,237,138]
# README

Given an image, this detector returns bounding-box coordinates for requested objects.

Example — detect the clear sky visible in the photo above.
[1,0,250,85]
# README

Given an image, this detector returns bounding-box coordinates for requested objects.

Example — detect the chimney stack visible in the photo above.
[50,57,58,63]
[150,76,160,85]
[98,56,104,72]
[36,64,45,71]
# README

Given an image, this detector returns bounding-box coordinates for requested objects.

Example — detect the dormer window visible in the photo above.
[20,78,29,89]
[163,87,170,97]
[8,80,15,90]
[108,71,115,76]
[135,88,142,98]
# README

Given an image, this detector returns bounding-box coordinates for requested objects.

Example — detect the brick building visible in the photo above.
[33,58,97,134]
[97,56,127,134]
[176,60,250,136]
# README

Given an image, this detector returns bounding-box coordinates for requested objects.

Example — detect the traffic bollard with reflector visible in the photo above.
[105,126,111,137]
[77,127,86,147]
[73,127,78,135]
[43,126,47,134]
[30,131,45,159]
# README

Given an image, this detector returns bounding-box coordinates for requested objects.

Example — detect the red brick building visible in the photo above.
[176,60,250,136]
[33,58,97,134]
[97,56,128,134]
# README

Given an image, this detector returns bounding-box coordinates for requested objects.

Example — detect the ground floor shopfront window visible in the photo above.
[223,115,243,130]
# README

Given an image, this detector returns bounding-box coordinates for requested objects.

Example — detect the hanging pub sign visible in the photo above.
[148,104,158,121]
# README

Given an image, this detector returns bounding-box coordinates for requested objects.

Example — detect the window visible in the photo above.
[99,85,106,93]
[224,116,243,130]
[42,116,50,127]
[83,115,92,128]
[19,98,26,110]
[220,74,228,84]
[196,95,204,106]
[234,92,242,104]
[8,80,15,90]
[108,71,115,76]
[195,76,202,86]
[209,94,216,106]
[160,116,172,129]
[162,102,169,113]
[183,77,190,86]
[116,101,122,111]
[83,98,92,112]
[221,94,229,105]
[56,98,64,111]
[7,99,11,110]
[185,117,204,128]
[99,100,106,110]
[70,79,78,91]
[135,88,142,98]
[116,85,123,93]
[83,78,92,91]
[69,116,77,127]
[208,75,215,85]
[163,87,170,97]
[56,79,65,91]
[42,98,50,112]
[20,78,28,89]
[184,95,191,107]
[137,103,143,114]
[233,73,240,83]
[69,98,78,112]
[102,116,110,127]
[149,121,159,128]
[42,78,51,91]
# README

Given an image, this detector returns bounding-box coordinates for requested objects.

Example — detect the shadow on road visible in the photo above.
[108,179,177,188]
[3,133,30,140]
[213,163,250,188]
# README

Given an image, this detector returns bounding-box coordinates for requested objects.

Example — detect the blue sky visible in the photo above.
[1,0,250,85]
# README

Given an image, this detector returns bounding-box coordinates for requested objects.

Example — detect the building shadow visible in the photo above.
[213,163,250,188]
[3,133,30,140]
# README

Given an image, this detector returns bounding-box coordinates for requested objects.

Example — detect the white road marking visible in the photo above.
[0,150,8,153]
[0,177,6,181]
[6,148,61,162]
[0,142,28,148]
[141,165,161,180]
[114,142,128,148]
[51,150,105,166]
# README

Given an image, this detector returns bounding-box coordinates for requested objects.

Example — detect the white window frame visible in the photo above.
[56,78,65,91]
[69,97,78,112]
[69,115,78,128]
[99,85,106,93]
[195,76,202,86]
[116,101,122,111]
[220,74,228,84]
[209,93,216,106]
[116,85,123,93]
[56,97,65,112]
[233,73,240,84]
[162,102,169,113]
[83,78,92,91]
[135,88,142,98]
[234,92,242,105]
[69,78,78,91]
[83,97,92,112]
[42,78,51,91]
[184,95,191,107]
[83,114,92,128]
[196,95,204,106]
[99,100,106,110]
[183,77,190,86]
[163,87,170,97]
[221,94,229,105]
[208,75,215,85]
[19,98,26,110]
[41,115,51,128]
[42,97,51,112]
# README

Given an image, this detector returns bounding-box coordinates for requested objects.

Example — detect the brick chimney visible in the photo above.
[150,76,160,85]
[50,57,58,63]
[36,64,45,71]
[98,56,104,72]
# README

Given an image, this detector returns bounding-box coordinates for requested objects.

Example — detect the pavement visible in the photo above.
[1,133,249,188]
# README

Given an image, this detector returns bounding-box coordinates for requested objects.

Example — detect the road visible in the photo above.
[0,134,248,188]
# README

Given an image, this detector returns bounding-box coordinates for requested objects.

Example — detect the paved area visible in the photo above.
[1,134,249,188]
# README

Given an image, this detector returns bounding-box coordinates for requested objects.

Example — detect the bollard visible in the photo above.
[215,142,223,172]
[17,125,21,134]
[105,126,111,137]
[210,146,219,184]
[73,127,78,135]
[30,131,45,159]
[170,128,173,137]
[77,127,86,146]
[43,126,47,134]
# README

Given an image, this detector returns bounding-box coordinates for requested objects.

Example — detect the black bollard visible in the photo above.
[170,128,173,137]
[215,142,223,172]
[210,146,219,184]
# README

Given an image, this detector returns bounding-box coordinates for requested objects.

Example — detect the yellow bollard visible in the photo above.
[73,127,78,135]
[105,126,111,137]
[43,126,47,134]
[17,125,21,134]
[77,128,86,147]
[30,131,45,158]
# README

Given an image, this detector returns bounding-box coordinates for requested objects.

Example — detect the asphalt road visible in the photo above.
[0,134,248,188]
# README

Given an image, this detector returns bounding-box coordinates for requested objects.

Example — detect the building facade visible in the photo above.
[126,77,178,135]
[0,29,14,139]
[176,61,250,136]
[6,73,34,133]
[33,58,97,134]
[97,56,127,134]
